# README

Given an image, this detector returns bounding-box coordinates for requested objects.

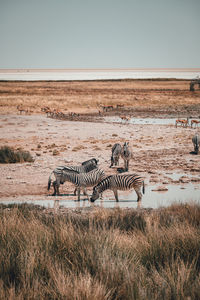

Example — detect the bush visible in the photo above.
[0,146,34,163]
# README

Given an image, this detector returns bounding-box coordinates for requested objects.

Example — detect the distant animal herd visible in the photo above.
[16,104,199,203]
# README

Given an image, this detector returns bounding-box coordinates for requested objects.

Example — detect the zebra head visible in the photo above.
[90,186,100,202]
[81,158,99,166]
[123,141,129,155]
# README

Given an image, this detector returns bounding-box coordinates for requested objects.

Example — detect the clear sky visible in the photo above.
[0,0,199,69]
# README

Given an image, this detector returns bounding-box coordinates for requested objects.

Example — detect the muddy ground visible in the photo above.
[0,80,199,209]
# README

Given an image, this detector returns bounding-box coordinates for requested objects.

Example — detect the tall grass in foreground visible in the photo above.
[0,203,199,299]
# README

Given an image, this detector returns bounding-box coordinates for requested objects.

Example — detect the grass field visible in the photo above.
[0,203,199,299]
[0,79,199,115]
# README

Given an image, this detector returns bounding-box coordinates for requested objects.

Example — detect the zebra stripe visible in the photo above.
[48,158,99,193]
[120,142,132,171]
[90,174,145,202]
[192,134,200,154]
[49,168,105,200]
[110,143,122,168]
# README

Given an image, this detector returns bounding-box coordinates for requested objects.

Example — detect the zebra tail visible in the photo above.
[142,181,145,194]
[48,172,53,190]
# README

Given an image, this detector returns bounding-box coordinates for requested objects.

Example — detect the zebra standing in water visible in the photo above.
[90,174,145,202]
[48,168,105,200]
[121,142,132,171]
[192,134,200,154]
[110,143,122,167]
[48,158,99,195]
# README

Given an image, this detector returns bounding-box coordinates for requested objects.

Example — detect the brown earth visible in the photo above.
[0,80,200,206]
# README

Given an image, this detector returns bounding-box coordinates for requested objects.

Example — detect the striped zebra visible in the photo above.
[192,134,200,154]
[110,143,122,168]
[48,158,99,195]
[121,142,132,171]
[53,158,99,175]
[90,174,145,202]
[48,168,105,200]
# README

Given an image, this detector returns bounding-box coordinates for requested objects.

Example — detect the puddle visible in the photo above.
[105,117,178,126]
[166,172,200,182]
[0,184,199,210]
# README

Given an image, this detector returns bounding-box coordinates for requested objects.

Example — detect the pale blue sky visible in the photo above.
[0,0,199,69]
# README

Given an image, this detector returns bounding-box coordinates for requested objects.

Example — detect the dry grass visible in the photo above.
[0,80,199,114]
[0,203,199,299]
[0,146,34,163]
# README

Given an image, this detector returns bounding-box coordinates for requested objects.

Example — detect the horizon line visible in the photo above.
[0,67,200,72]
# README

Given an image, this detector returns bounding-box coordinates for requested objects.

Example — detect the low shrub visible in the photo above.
[0,146,34,163]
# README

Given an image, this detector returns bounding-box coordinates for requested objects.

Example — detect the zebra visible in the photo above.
[120,142,132,171]
[90,174,145,202]
[48,158,99,195]
[53,158,99,175]
[110,143,122,168]
[48,168,105,200]
[192,134,200,154]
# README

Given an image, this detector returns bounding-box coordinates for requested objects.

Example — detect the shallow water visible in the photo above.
[105,117,178,125]
[1,184,199,210]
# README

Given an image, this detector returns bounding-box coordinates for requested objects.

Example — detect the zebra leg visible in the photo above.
[126,160,129,172]
[83,188,90,200]
[125,160,128,172]
[113,189,119,202]
[134,186,142,202]
[52,181,57,196]
[74,187,77,195]
[52,180,60,196]
[77,188,81,201]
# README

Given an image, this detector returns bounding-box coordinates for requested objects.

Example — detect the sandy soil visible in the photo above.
[0,80,199,207]
[0,113,199,203]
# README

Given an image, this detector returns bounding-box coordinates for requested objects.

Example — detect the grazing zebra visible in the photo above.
[90,174,145,202]
[48,168,105,200]
[121,142,132,171]
[48,158,99,195]
[110,143,122,168]
[192,134,200,154]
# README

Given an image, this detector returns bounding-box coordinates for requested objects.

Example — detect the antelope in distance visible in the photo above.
[191,119,200,128]
[17,105,29,115]
[175,117,189,128]
[120,115,130,123]
[99,104,114,113]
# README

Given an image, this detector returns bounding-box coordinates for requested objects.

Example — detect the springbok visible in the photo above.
[17,105,29,115]
[191,119,200,128]
[120,115,130,123]
[175,117,189,128]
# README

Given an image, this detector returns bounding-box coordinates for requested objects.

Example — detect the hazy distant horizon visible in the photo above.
[1,68,200,72]
[0,68,199,81]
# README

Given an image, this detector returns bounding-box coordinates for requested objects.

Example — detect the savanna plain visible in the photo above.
[0,79,200,299]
